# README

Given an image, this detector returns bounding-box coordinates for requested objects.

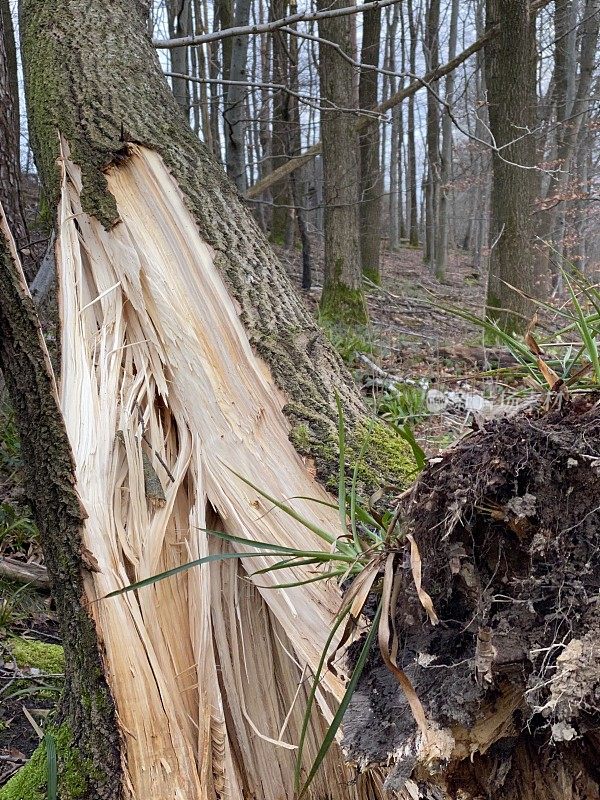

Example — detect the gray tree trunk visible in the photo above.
[0,0,28,262]
[269,0,292,243]
[224,0,252,191]
[423,0,440,268]
[407,0,419,247]
[316,0,366,323]
[485,0,538,332]
[542,0,600,286]
[166,0,192,118]
[358,0,382,282]
[435,0,459,281]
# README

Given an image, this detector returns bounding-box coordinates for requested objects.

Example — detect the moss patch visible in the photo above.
[290,415,416,498]
[0,724,89,800]
[10,637,65,674]
[319,283,368,326]
[362,267,380,285]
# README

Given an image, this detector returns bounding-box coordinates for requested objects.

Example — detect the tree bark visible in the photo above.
[6,1,414,796]
[224,0,252,191]
[407,0,419,247]
[0,0,28,264]
[387,3,401,251]
[358,0,382,283]
[316,0,366,324]
[269,0,292,243]
[435,0,459,281]
[540,0,600,286]
[423,0,440,269]
[167,0,192,118]
[0,205,122,799]
[485,0,538,332]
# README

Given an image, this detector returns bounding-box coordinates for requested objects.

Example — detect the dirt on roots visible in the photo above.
[344,393,600,800]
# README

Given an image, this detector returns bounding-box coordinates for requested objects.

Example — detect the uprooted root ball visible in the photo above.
[343,394,600,800]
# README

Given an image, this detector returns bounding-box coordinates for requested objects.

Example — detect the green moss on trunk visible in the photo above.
[319,284,368,326]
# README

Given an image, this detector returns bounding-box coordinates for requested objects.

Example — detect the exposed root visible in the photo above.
[343,395,600,799]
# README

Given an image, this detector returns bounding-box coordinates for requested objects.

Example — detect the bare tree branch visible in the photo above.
[245,0,552,200]
[153,0,398,48]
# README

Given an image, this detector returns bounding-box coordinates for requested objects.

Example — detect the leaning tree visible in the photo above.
[1,1,599,799]
[1,1,412,797]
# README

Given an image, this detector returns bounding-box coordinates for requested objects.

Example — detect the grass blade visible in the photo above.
[349,423,374,552]
[103,550,291,598]
[255,570,346,589]
[249,556,325,576]
[297,601,383,798]
[44,733,57,800]
[564,273,600,380]
[205,528,356,564]
[294,603,353,793]
[335,393,348,537]
[223,465,337,546]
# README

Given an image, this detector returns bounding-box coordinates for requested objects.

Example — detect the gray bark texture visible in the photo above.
[224,0,252,191]
[435,0,459,281]
[167,0,192,116]
[358,0,382,283]
[407,0,419,246]
[0,0,28,262]
[541,0,600,284]
[316,0,366,324]
[423,0,440,268]
[269,0,292,242]
[484,0,538,331]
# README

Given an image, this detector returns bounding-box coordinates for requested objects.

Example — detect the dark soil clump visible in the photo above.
[344,394,600,800]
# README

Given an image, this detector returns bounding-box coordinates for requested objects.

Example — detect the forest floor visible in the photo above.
[0,240,517,784]
[280,239,522,455]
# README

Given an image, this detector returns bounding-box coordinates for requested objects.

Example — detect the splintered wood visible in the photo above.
[55,140,383,799]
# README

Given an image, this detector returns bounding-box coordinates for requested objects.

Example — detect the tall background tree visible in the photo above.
[316,0,366,323]
[0,0,27,262]
[484,0,538,331]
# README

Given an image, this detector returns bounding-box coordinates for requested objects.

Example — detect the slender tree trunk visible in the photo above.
[407,0,419,247]
[193,0,213,150]
[167,0,192,118]
[224,0,252,191]
[485,0,538,331]
[0,0,28,263]
[269,0,291,244]
[208,0,223,158]
[316,0,366,323]
[472,0,490,275]
[397,3,407,242]
[254,0,272,231]
[423,0,440,268]
[386,4,400,252]
[541,0,600,286]
[4,1,414,796]
[358,0,382,283]
[572,118,590,269]
[288,0,312,285]
[435,0,459,281]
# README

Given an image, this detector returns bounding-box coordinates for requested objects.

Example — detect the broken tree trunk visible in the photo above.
[0,203,122,798]
[2,1,414,798]
[343,397,600,799]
